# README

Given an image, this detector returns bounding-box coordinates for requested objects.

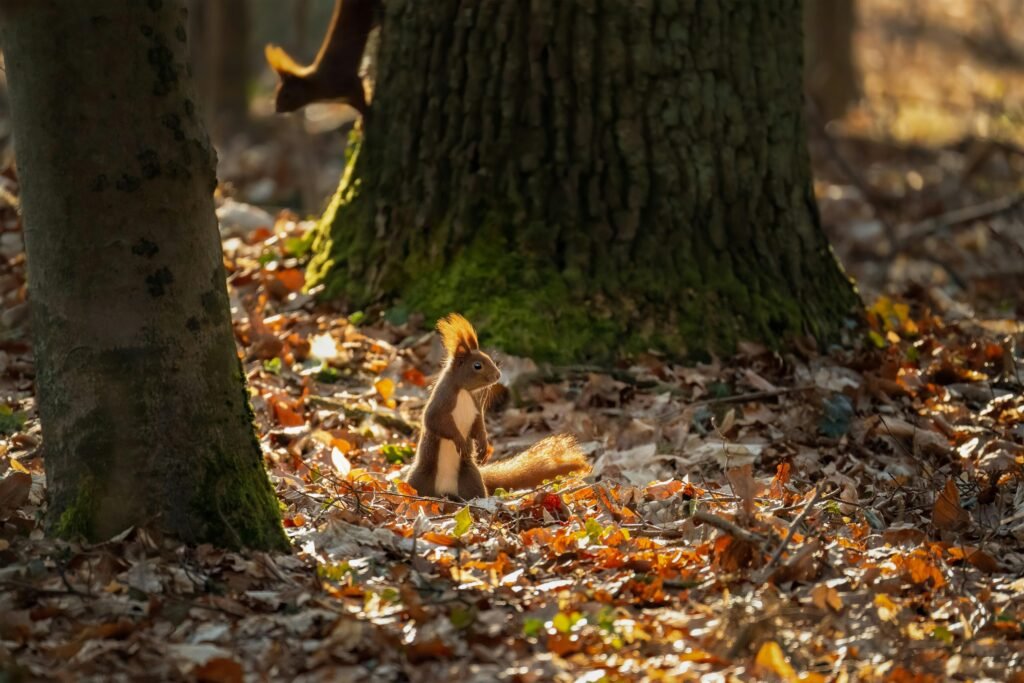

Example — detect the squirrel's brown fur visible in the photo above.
[481,434,588,493]
[405,314,589,500]
[264,0,378,114]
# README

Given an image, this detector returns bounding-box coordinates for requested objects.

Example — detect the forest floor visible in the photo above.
[0,167,1022,682]
[3,2,1024,681]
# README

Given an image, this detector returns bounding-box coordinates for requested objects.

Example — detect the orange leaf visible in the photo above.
[247,227,273,244]
[273,268,305,293]
[194,657,244,683]
[754,641,797,682]
[769,462,791,499]
[932,479,969,530]
[273,402,304,427]
[402,367,427,387]
[375,378,395,401]
[420,532,457,547]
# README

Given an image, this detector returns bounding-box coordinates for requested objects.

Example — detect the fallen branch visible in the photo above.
[693,509,768,545]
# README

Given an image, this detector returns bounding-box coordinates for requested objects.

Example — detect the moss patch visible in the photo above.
[54,475,99,540]
[189,356,288,552]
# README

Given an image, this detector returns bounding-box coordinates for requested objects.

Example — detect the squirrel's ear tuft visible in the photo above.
[437,313,479,357]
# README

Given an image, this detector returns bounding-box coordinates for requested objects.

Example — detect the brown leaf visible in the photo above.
[0,471,31,511]
[194,658,244,683]
[932,478,970,530]
[810,583,843,613]
[727,464,757,521]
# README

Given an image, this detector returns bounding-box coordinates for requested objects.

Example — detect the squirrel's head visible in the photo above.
[265,44,314,113]
[438,313,501,391]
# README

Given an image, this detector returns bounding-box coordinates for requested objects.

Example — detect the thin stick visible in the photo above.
[764,486,822,571]
[693,509,767,545]
[688,385,814,408]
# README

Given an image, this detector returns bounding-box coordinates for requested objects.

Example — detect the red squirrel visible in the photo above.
[264,0,378,114]
[405,314,590,500]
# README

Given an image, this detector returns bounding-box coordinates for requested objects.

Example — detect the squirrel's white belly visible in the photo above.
[435,390,478,495]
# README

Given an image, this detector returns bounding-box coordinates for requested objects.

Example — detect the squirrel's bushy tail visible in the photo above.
[480,434,589,492]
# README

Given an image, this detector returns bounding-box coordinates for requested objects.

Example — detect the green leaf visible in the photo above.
[381,443,415,464]
[348,311,366,326]
[523,617,544,637]
[932,625,954,645]
[453,506,473,537]
[449,605,475,629]
[283,234,313,258]
[315,365,340,383]
[262,357,282,375]
[585,517,604,544]
[0,406,26,436]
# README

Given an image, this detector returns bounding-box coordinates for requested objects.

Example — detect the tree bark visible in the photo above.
[0,0,287,550]
[805,0,859,122]
[308,0,860,362]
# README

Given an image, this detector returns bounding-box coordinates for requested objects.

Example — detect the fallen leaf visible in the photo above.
[932,479,970,530]
[453,506,473,537]
[272,268,304,293]
[402,368,427,387]
[193,657,244,683]
[375,377,395,402]
[0,471,31,511]
[754,641,797,681]
[810,584,843,612]
[331,447,351,477]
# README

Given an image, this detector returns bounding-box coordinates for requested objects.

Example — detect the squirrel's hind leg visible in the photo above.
[457,464,487,500]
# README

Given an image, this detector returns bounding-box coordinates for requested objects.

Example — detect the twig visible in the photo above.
[378,489,495,514]
[902,192,1024,243]
[689,385,815,408]
[693,509,767,545]
[763,486,822,571]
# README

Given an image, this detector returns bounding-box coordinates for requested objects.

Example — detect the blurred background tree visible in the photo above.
[805,0,860,123]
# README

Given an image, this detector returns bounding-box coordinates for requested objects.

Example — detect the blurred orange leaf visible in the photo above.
[273,268,304,293]
[754,641,797,681]
[402,368,427,387]
[375,378,395,402]
[932,478,969,530]
[193,657,243,683]
[273,401,304,427]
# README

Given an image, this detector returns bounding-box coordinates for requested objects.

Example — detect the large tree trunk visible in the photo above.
[308,0,860,362]
[0,0,287,550]
[805,0,859,123]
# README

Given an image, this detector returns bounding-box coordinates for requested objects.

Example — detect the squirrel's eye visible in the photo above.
[473,361,483,371]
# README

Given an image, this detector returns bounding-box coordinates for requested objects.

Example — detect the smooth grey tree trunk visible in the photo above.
[0,0,287,550]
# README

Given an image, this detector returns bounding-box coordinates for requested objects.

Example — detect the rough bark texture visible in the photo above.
[308,0,860,362]
[805,0,859,122]
[0,0,287,550]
